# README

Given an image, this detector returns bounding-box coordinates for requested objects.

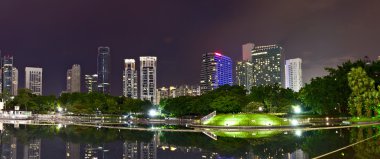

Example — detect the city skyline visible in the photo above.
[0,1,379,95]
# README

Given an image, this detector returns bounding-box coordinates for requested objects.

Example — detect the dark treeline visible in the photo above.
[160,85,297,117]
[300,60,380,116]
[4,89,152,115]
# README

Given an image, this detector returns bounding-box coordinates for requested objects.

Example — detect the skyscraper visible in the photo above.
[242,43,255,61]
[200,52,233,94]
[140,56,157,104]
[123,59,138,99]
[2,55,18,96]
[12,68,18,96]
[285,58,303,92]
[85,74,98,93]
[97,46,110,94]
[66,64,81,93]
[25,67,43,95]
[236,61,253,92]
[251,45,285,87]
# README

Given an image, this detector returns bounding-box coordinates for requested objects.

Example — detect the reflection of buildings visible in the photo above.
[287,149,309,159]
[1,134,17,159]
[123,135,158,159]
[66,142,80,159]
[24,138,41,159]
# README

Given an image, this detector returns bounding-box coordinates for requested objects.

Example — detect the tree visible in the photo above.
[242,101,264,113]
[347,67,379,117]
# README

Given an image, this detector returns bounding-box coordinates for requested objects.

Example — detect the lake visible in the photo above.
[0,123,379,159]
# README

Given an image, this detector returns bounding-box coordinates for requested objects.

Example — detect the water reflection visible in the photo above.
[0,124,380,158]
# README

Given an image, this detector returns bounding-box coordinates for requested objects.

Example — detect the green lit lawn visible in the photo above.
[349,117,380,123]
[212,130,281,138]
[203,114,290,126]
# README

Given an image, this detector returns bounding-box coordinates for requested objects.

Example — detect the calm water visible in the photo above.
[0,124,379,159]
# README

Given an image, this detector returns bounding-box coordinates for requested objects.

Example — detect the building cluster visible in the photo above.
[0,52,43,96]
[235,43,303,93]
[0,42,303,103]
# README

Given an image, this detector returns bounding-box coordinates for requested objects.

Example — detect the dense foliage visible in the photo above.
[299,60,380,115]
[160,85,297,117]
[4,89,152,115]
[348,67,380,117]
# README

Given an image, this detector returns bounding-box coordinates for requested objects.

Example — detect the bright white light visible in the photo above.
[295,129,302,137]
[258,107,263,111]
[57,124,62,129]
[291,119,299,126]
[149,109,158,117]
[293,105,301,114]
[57,107,63,112]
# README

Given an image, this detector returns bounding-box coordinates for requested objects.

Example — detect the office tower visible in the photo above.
[200,52,233,94]
[285,58,303,92]
[12,68,18,96]
[25,67,43,95]
[169,86,176,98]
[236,61,253,92]
[23,138,41,159]
[66,64,81,93]
[251,45,285,87]
[242,43,255,61]
[85,74,98,93]
[97,46,111,94]
[123,59,138,99]
[140,56,157,104]
[2,55,18,96]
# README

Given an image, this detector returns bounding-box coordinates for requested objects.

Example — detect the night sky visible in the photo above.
[0,0,380,96]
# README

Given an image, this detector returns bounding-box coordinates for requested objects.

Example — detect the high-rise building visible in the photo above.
[200,52,233,94]
[25,67,43,95]
[242,43,255,61]
[236,61,253,92]
[2,55,18,96]
[123,59,138,99]
[66,64,81,93]
[97,46,110,94]
[251,45,285,87]
[85,74,98,93]
[140,56,157,104]
[11,68,18,96]
[285,58,303,92]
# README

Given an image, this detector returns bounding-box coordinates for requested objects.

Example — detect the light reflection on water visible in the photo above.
[0,124,379,159]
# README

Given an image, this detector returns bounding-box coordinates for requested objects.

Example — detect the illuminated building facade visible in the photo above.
[200,52,233,94]
[66,64,81,93]
[97,46,111,94]
[242,43,254,61]
[123,59,138,99]
[251,45,285,87]
[285,58,303,92]
[140,56,157,104]
[236,61,253,92]
[2,55,18,96]
[85,74,98,93]
[25,67,43,95]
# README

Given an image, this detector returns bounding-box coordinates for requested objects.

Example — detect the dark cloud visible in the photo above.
[0,0,379,95]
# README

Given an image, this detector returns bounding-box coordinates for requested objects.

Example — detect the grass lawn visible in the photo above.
[212,130,281,138]
[203,113,290,126]
[349,117,380,123]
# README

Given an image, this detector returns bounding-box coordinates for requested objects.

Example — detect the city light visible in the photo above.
[291,119,299,126]
[149,109,159,117]
[215,52,222,56]
[57,106,63,112]
[293,105,301,114]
